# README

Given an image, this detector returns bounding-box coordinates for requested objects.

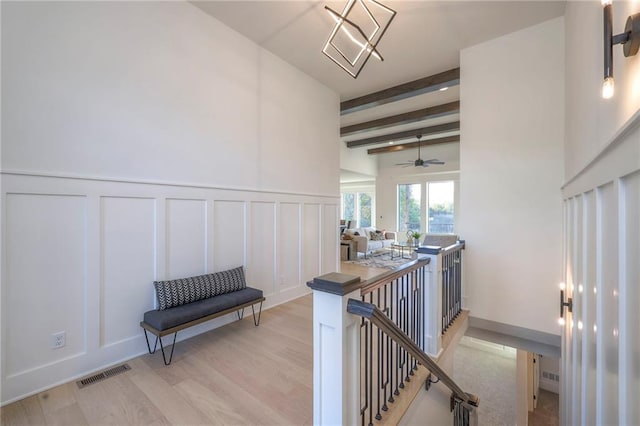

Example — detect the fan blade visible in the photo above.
[424,159,445,165]
[395,162,412,166]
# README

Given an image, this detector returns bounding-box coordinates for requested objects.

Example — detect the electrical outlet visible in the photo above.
[52,331,65,349]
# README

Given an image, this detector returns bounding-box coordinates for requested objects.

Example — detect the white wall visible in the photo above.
[564,2,640,181]
[0,1,339,404]
[561,2,640,425]
[459,17,565,336]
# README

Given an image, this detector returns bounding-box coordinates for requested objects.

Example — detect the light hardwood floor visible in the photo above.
[1,262,388,426]
[1,296,315,426]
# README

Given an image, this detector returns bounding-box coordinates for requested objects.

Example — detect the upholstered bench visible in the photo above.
[140,266,264,365]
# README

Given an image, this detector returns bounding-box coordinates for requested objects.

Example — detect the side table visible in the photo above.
[340,240,357,261]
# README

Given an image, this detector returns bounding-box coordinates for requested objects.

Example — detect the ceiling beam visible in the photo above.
[340,68,460,115]
[367,135,460,155]
[340,101,459,136]
[346,122,459,148]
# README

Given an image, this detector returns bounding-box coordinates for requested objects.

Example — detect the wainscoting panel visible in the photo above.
[5,194,87,377]
[166,198,207,279]
[212,200,246,273]
[581,191,597,423]
[303,203,321,283]
[322,203,339,274]
[595,182,619,425]
[561,116,639,425]
[0,173,338,404]
[279,202,301,290]
[569,195,582,426]
[249,202,276,295]
[100,197,156,347]
[620,171,639,423]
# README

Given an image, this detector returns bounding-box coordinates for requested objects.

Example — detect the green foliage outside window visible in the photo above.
[398,184,421,232]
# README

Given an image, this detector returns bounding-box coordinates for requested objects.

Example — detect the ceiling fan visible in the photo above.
[396,135,445,168]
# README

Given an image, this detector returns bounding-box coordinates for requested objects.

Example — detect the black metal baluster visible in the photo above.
[390,279,398,399]
[442,254,447,333]
[382,284,389,411]
[446,251,450,329]
[456,250,462,317]
[368,292,374,426]
[375,288,382,421]
[360,314,368,426]
[402,274,409,387]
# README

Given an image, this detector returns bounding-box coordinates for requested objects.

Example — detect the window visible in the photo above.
[341,191,373,228]
[398,183,421,232]
[428,181,454,233]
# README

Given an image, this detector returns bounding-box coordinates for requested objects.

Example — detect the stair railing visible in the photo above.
[347,298,479,414]
[307,240,469,425]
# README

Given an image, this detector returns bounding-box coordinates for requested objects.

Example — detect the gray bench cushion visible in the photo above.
[154,266,247,310]
[143,287,263,331]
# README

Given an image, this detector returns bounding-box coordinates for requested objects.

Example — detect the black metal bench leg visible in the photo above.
[237,307,245,320]
[251,301,263,326]
[158,332,178,365]
[143,329,159,354]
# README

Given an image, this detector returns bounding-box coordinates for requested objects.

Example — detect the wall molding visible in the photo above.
[0,169,340,200]
[562,109,640,193]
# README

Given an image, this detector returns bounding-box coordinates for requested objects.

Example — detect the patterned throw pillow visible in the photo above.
[154,266,247,310]
[370,231,386,241]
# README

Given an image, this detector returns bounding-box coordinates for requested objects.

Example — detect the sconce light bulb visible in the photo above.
[578,284,584,293]
[559,282,566,290]
[558,317,565,326]
[601,0,612,6]
[578,321,583,330]
[602,77,615,99]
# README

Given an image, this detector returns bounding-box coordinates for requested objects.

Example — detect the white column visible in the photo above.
[418,249,443,357]
[308,272,361,426]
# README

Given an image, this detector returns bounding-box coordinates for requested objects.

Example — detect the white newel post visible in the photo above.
[308,272,361,426]
[417,248,443,357]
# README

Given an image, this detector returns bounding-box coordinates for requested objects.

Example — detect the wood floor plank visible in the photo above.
[178,355,294,425]
[0,402,31,426]
[18,395,47,425]
[128,368,210,425]
[173,379,249,425]
[43,403,89,426]
[37,383,78,416]
[192,333,312,423]
[73,374,170,425]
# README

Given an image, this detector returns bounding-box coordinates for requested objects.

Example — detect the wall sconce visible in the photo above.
[602,0,640,99]
[558,283,573,326]
[322,0,396,78]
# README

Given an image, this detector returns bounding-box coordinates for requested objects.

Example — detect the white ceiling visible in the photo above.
[192,1,565,99]
[192,0,566,181]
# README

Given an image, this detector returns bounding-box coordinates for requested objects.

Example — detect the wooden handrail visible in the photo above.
[347,298,479,409]
[359,258,430,295]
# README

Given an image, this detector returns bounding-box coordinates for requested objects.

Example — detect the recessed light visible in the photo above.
[388,142,394,145]
[439,87,448,91]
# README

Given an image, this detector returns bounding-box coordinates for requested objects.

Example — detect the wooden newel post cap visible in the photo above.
[307,272,362,296]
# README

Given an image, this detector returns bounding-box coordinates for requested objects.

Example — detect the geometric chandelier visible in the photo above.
[322,0,397,78]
